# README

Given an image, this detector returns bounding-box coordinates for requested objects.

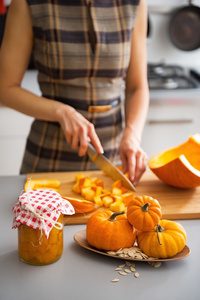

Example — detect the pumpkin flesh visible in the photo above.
[148,134,200,188]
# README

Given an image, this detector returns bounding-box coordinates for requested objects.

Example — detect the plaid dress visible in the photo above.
[20,0,140,174]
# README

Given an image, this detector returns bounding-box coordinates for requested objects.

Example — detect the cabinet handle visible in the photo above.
[147,119,193,124]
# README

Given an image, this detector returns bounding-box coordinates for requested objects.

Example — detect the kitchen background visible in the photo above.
[0,0,200,176]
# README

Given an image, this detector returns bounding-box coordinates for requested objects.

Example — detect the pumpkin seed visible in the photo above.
[118,264,125,268]
[131,263,135,267]
[127,250,135,257]
[134,253,143,259]
[111,278,119,283]
[118,271,127,276]
[130,267,136,272]
[107,251,117,255]
[125,261,132,266]
[123,248,129,254]
[115,267,122,271]
[116,248,123,254]
[124,268,132,274]
[134,272,140,278]
[152,261,162,268]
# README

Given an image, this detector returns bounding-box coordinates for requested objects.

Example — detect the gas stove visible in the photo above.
[148,62,200,90]
[147,62,200,104]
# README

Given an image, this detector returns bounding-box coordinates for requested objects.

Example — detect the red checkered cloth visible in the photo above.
[12,189,75,238]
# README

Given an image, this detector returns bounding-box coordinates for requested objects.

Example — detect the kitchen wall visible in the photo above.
[146,0,200,68]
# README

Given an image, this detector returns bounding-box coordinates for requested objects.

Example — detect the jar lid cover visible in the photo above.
[12,189,75,238]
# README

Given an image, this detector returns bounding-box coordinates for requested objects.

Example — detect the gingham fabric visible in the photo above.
[12,189,75,238]
[20,0,140,174]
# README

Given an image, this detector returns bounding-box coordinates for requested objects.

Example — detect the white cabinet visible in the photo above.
[141,101,200,160]
[0,70,39,176]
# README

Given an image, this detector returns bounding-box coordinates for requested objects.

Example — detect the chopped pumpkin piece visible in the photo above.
[102,196,114,208]
[74,173,85,183]
[121,192,134,206]
[109,202,126,212]
[24,179,61,192]
[111,186,123,196]
[93,196,103,206]
[81,187,96,201]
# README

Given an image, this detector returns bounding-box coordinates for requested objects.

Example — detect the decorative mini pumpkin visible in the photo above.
[127,195,162,231]
[86,211,137,251]
[148,134,200,188]
[137,219,187,258]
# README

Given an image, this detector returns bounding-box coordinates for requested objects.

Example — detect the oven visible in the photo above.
[142,62,200,159]
[141,0,200,158]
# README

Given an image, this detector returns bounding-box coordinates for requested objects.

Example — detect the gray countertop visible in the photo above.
[0,175,200,300]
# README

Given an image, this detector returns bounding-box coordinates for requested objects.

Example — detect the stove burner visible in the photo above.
[148,62,200,90]
[163,78,179,89]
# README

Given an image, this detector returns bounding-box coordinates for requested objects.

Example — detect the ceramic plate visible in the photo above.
[73,229,191,262]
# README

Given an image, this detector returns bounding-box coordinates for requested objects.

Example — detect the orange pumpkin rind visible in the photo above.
[127,195,162,231]
[148,134,200,188]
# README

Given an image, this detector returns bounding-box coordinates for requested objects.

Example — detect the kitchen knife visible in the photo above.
[87,143,136,191]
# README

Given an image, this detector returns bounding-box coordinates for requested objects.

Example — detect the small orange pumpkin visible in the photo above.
[86,211,137,251]
[137,219,187,258]
[127,195,162,231]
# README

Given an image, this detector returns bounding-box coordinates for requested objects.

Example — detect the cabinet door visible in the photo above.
[0,138,27,176]
[141,104,199,159]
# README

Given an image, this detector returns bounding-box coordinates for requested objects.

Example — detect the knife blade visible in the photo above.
[87,143,136,191]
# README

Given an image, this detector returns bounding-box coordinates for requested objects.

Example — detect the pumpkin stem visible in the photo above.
[156,224,165,245]
[141,202,150,212]
[108,211,125,222]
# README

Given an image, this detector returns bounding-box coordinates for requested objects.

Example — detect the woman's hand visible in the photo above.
[56,104,103,157]
[119,127,148,186]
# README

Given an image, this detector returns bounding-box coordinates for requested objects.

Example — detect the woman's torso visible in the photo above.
[20,0,140,173]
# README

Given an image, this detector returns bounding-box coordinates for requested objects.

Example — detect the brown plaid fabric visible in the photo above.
[20,0,140,174]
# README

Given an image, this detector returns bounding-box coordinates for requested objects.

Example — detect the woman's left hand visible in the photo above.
[119,127,148,186]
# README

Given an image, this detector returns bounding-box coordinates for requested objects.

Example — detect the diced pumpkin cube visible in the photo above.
[121,192,134,206]
[100,191,111,198]
[110,201,126,212]
[113,195,123,203]
[81,187,96,201]
[112,180,122,189]
[102,196,114,208]
[72,182,81,194]
[93,196,103,206]
[121,186,128,194]
[111,186,122,196]
[96,180,104,188]
[79,177,92,187]
[75,173,85,183]
[91,186,103,196]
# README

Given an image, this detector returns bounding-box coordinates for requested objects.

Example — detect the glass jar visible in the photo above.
[18,214,64,265]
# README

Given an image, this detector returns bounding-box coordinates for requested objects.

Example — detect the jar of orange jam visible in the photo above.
[12,189,74,265]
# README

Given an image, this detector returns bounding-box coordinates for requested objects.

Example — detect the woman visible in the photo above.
[0,0,149,186]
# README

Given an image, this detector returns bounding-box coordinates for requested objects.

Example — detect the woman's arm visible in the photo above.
[120,0,149,185]
[0,0,103,156]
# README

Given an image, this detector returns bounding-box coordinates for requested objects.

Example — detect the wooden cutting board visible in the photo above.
[26,170,200,224]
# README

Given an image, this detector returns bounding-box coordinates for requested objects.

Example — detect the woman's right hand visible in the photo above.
[56,104,104,156]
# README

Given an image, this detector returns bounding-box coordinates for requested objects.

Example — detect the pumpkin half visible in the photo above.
[148,134,200,188]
